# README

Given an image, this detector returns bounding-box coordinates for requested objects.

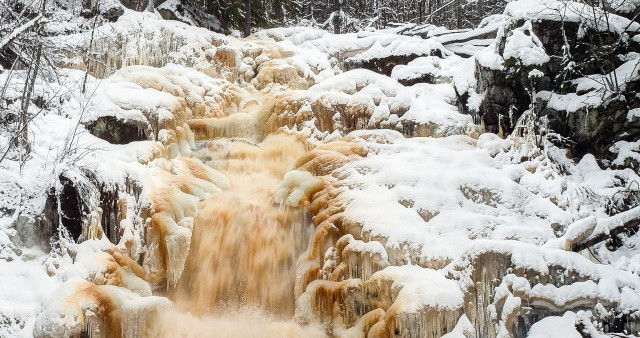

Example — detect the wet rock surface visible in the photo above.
[87,116,148,144]
[539,94,640,160]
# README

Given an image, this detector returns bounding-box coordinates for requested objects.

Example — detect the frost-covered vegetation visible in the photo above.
[2,0,640,337]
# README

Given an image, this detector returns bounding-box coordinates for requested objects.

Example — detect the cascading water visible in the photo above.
[154,103,326,336]
[173,134,313,315]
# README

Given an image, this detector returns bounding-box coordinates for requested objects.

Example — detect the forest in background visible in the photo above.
[115,0,508,35]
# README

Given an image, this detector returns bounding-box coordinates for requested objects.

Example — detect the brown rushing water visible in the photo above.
[157,131,325,337]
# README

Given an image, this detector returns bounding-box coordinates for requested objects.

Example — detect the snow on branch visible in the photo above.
[546,206,640,252]
[0,14,43,51]
[570,206,640,252]
[543,205,640,252]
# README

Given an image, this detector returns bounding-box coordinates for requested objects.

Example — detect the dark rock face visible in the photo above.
[101,3,125,22]
[157,6,179,21]
[39,173,92,243]
[93,174,143,245]
[87,116,147,144]
[79,0,125,21]
[530,20,579,70]
[474,14,640,165]
[156,0,222,32]
[475,61,531,134]
[118,0,146,11]
[474,19,579,134]
[98,184,121,243]
[56,175,86,241]
[345,49,443,77]
[37,170,137,246]
[531,17,640,162]
[396,73,435,86]
[538,90,640,161]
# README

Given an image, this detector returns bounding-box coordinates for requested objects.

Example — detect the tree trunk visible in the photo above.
[82,14,98,93]
[332,0,341,34]
[456,0,462,28]
[243,0,251,37]
[146,0,154,12]
[17,0,47,170]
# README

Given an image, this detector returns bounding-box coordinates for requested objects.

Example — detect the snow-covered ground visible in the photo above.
[1,2,640,337]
